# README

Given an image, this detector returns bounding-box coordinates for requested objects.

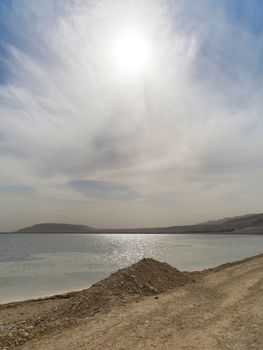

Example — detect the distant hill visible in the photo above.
[16,223,93,233]
[11,213,263,234]
[200,213,263,228]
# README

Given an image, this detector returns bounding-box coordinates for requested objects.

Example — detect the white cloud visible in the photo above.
[0,0,263,230]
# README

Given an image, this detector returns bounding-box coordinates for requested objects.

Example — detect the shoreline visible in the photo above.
[2,231,263,234]
[1,253,262,350]
[0,253,262,308]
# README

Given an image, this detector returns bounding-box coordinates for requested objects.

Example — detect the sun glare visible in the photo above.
[111,29,152,77]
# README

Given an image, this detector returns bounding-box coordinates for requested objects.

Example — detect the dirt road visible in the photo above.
[1,255,263,350]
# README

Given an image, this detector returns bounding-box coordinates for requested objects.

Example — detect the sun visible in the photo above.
[111,29,152,77]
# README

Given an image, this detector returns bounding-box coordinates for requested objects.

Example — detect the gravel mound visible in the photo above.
[0,258,193,349]
[0,259,195,348]
[55,258,194,319]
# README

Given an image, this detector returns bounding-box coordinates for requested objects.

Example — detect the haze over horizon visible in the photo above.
[1,0,263,232]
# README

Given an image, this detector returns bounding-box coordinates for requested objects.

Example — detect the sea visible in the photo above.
[0,233,262,304]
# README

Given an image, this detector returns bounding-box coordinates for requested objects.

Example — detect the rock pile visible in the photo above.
[55,258,194,319]
[0,258,194,349]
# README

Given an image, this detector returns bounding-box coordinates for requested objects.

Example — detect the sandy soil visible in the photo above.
[1,254,262,350]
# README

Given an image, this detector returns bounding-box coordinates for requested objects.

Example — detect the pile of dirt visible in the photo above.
[0,258,194,349]
[53,258,194,319]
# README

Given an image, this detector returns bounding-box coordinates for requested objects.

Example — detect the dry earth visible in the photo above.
[0,255,262,350]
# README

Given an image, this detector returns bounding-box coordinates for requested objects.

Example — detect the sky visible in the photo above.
[0,0,263,231]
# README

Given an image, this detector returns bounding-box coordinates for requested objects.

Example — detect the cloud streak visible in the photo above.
[68,180,138,201]
[0,0,263,230]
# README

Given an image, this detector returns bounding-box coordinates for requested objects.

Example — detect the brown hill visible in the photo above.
[16,223,93,233]
[219,213,263,229]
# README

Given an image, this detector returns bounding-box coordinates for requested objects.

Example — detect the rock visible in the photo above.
[22,331,29,337]
[148,286,158,293]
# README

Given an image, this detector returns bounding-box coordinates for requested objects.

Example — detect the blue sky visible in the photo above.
[0,0,263,231]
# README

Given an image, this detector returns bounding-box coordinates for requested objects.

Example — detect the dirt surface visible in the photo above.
[1,255,262,350]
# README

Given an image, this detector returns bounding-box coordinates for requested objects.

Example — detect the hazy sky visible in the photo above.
[0,0,263,231]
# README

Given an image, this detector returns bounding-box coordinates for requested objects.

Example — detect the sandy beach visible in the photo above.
[1,254,262,350]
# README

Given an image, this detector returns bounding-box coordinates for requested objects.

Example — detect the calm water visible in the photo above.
[0,233,262,304]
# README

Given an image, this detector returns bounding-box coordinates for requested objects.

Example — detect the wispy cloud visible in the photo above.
[0,184,33,195]
[68,180,138,201]
[0,0,263,230]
